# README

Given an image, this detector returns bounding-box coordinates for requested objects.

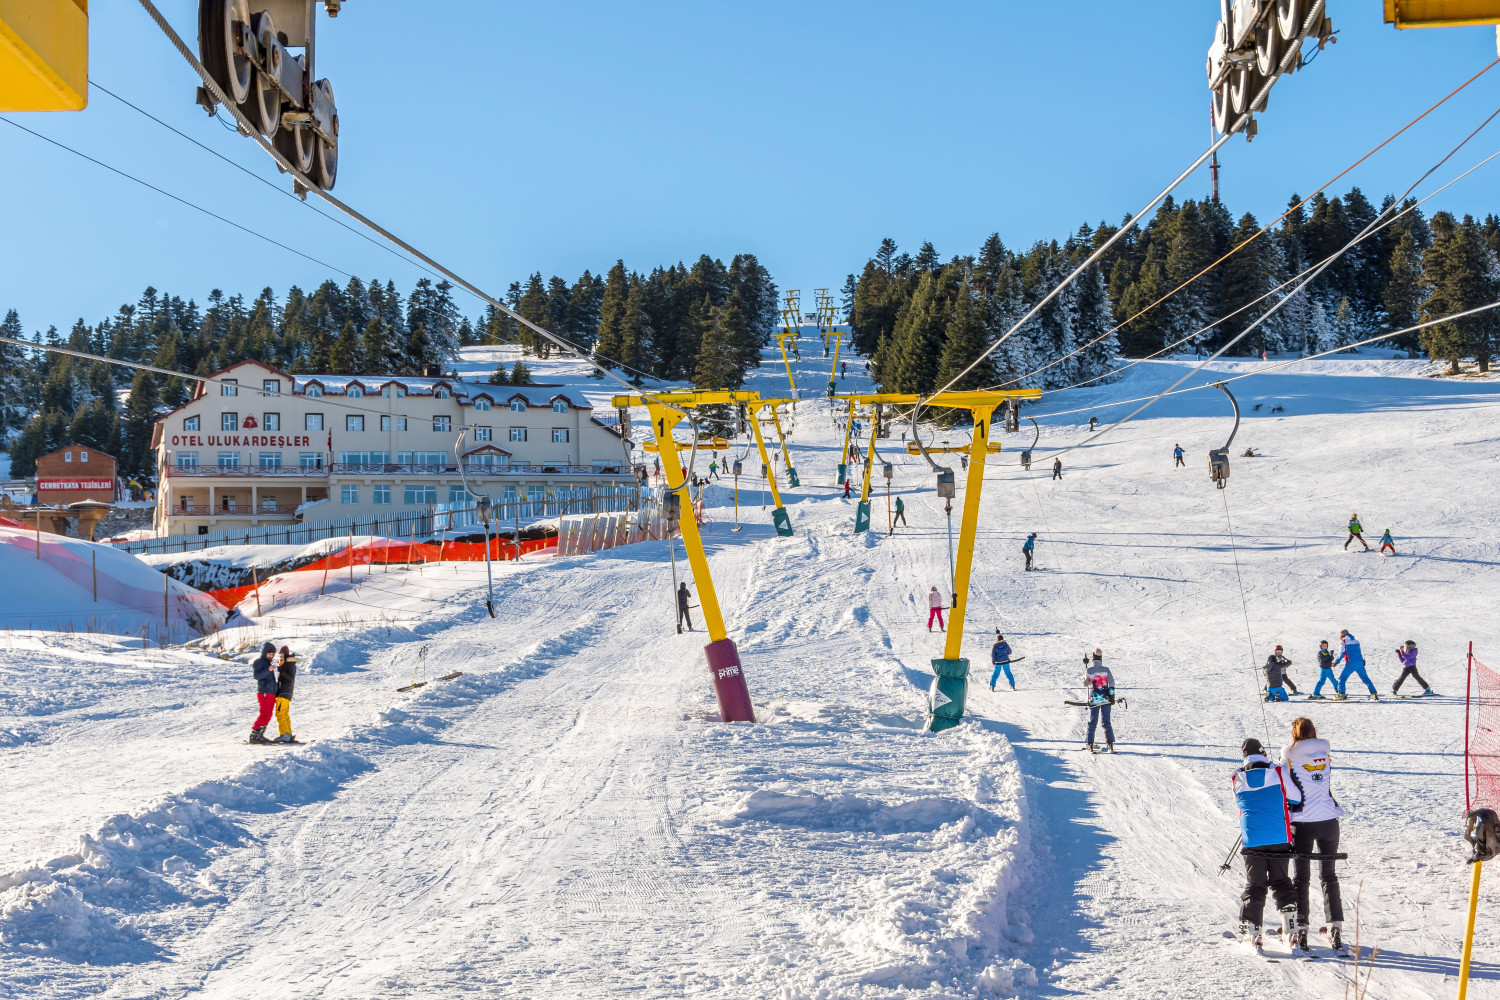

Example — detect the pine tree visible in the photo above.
[510,360,532,385]
[118,372,158,479]
[886,272,949,394]
[0,310,28,436]
[933,281,992,394]
[1421,213,1500,373]
[488,362,510,385]
[619,278,653,385]
[329,320,360,373]
[1384,230,1427,354]
[593,261,630,376]
[361,315,400,372]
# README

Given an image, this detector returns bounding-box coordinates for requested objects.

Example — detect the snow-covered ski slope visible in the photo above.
[4,342,1500,999]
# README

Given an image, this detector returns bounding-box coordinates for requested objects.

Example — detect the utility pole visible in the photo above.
[1209,99,1221,202]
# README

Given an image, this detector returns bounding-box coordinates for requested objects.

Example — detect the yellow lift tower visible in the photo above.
[0,0,88,111]
[814,287,850,398]
[774,290,803,391]
[836,389,1040,732]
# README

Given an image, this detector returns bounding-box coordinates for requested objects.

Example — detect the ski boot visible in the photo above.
[1084,742,1095,754]
[273,732,295,744]
[1332,693,1347,701]
[1422,688,1437,697]
[1369,693,1380,702]
[1279,907,1297,941]
[1106,742,1115,753]
[1307,694,1325,700]
[1290,924,1313,960]
[1239,920,1262,949]
[1326,922,1347,956]
[248,726,271,744]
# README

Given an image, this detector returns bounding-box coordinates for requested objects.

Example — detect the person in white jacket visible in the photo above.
[1282,717,1346,956]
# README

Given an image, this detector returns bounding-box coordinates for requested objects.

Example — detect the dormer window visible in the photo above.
[306,384,323,397]
[510,399,526,412]
[383,386,406,398]
[552,400,569,413]
[474,398,491,411]
[348,386,364,398]
[434,387,450,399]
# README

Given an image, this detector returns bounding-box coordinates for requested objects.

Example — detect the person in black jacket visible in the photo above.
[249,641,278,744]
[273,645,299,744]
[677,582,693,633]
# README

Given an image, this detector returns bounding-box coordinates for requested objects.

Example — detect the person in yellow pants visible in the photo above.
[273,645,300,744]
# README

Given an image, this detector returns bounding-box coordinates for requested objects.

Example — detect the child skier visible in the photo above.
[1309,641,1338,700]
[1022,532,1037,571]
[1344,513,1370,551]
[1392,640,1433,696]
[1263,646,1296,701]
[273,645,299,743]
[990,633,1016,691]
[1379,528,1396,555]
[1282,717,1346,957]
[248,641,278,744]
[1173,444,1185,468]
[1083,649,1115,752]
[1334,629,1377,701]
[843,479,852,499]
[927,586,945,632]
[1232,737,1301,949]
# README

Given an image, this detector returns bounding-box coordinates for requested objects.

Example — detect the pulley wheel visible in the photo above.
[1276,0,1305,43]
[1255,16,1281,76]
[199,0,252,105]
[240,12,280,136]
[1212,81,1234,134]
[274,123,315,175]
[315,115,339,190]
[1229,64,1257,116]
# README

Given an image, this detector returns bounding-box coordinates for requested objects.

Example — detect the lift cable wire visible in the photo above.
[0,116,354,279]
[1220,485,1274,744]
[989,57,1500,393]
[88,78,448,282]
[134,0,686,421]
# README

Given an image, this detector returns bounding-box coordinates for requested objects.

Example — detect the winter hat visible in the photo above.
[1092,647,1103,658]
[1273,645,1283,652]
[260,641,277,655]
[1241,737,1264,758]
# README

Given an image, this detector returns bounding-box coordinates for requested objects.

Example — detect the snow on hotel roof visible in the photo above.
[292,377,593,409]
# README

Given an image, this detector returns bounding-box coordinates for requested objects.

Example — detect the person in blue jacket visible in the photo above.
[1022,533,1037,571]
[990,633,1017,691]
[1309,640,1339,700]
[1334,629,1378,701]
[1233,737,1302,946]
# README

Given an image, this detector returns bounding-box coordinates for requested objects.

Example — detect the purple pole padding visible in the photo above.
[704,639,755,723]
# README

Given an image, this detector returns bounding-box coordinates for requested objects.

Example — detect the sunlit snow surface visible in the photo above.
[3,345,1499,998]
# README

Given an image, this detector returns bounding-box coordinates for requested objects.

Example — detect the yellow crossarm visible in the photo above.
[0,0,88,111]
[1384,0,1500,27]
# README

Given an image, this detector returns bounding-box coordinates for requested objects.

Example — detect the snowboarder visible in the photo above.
[1392,639,1433,696]
[927,586,945,632]
[1173,444,1185,468]
[708,459,720,481]
[677,582,694,632]
[1282,717,1345,957]
[273,645,299,743]
[1262,645,1298,700]
[248,641,278,744]
[1379,528,1396,555]
[1083,649,1115,752]
[1232,737,1301,949]
[1022,532,1037,571]
[1333,629,1377,700]
[893,496,908,529]
[990,633,1016,690]
[1309,640,1338,700]
[1088,416,1098,431]
[1052,457,1063,481]
[1344,513,1370,551]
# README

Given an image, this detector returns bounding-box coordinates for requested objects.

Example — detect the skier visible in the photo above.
[843,478,852,499]
[1309,640,1338,700]
[1333,629,1377,701]
[893,496,908,528]
[1282,717,1346,957]
[1173,444,1185,468]
[1088,416,1099,432]
[989,633,1016,691]
[1052,457,1063,481]
[708,459,720,481]
[248,641,278,744]
[1379,528,1396,555]
[273,645,299,743]
[1343,513,1370,551]
[677,581,694,632]
[1232,737,1301,950]
[841,360,847,379]
[1392,639,1433,696]
[1083,649,1115,752]
[926,586,945,632]
[1022,532,1037,571]
[1263,645,1298,700]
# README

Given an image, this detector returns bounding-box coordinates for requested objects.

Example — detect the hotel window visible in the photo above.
[383,386,406,398]
[222,412,238,431]
[80,451,88,462]
[380,415,391,432]
[180,496,196,511]
[217,452,240,468]
[260,494,278,512]
[433,415,451,432]
[474,427,492,442]
[263,379,279,396]
[448,485,469,503]
[509,427,527,442]
[306,413,324,431]
[341,485,359,504]
[434,387,450,399]
[474,398,491,411]
[552,428,569,443]
[501,485,518,504]
[183,415,200,431]
[221,379,238,396]
[64,451,72,462]
[404,485,437,505]
[348,386,364,398]
[552,400,568,413]
[306,385,323,397]
[397,417,407,431]
[346,415,364,432]
[259,453,281,468]
[397,451,446,466]
[300,452,322,469]
[264,413,280,431]
[510,399,526,412]
[373,484,391,504]
[176,452,199,468]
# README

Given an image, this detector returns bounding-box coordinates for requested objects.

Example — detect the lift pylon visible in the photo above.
[764,402,799,488]
[835,389,1041,732]
[837,398,856,484]
[853,414,878,534]
[774,289,803,391]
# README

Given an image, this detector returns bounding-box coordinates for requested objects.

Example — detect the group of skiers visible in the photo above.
[1343,513,1396,554]
[1232,718,1347,958]
[248,641,300,745]
[1261,631,1433,702]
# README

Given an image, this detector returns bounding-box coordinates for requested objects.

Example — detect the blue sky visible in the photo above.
[2,2,1499,335]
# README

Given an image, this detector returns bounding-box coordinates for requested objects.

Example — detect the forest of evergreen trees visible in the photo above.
[851,189,1500,395]
[0,252,777,480]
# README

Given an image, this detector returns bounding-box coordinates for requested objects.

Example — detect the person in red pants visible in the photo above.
[248,641,278,743]
[927,586,946,632]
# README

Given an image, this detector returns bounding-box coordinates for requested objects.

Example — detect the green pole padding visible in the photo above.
[854,500,871,534]
[772,506,794,537]
[837,462,848,483]
[787,467,800,488]
[927,658,969,733]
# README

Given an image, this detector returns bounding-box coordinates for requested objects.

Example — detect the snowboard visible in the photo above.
[243,738,312,747]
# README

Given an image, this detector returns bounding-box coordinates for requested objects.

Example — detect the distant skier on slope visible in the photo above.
[707,459,720,481]
[1344,513,1370,551]
[1083,649,1115,753]
[1173,444,1185,468]
[1232,737,1301,950]
[927,586,946,632]
[1052,457,1063,481]
[1262,645,1298,700]
[1088,416,1099,431]
[1282,717,1345,958]
[1022,532,1037,571]
[1309,640,1338,700]
[1392,640,1433,696]
[1379,528,1396,555]
[273,645,300,744]
[990,633,1017,691]
[1333,629,1377,701]
[843,478,852,499]
[677,582,694,633]
[892,496,908,529]
[248,641,278,744]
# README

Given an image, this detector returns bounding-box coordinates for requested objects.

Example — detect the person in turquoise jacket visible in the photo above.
[989,634,1016,690]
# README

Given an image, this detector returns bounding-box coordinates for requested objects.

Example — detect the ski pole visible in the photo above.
[1218,834,1243,875]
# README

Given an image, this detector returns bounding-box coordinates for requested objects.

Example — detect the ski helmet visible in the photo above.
[1241,737,1264,758]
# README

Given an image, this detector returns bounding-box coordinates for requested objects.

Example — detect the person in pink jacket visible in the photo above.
[926,586,945,632]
